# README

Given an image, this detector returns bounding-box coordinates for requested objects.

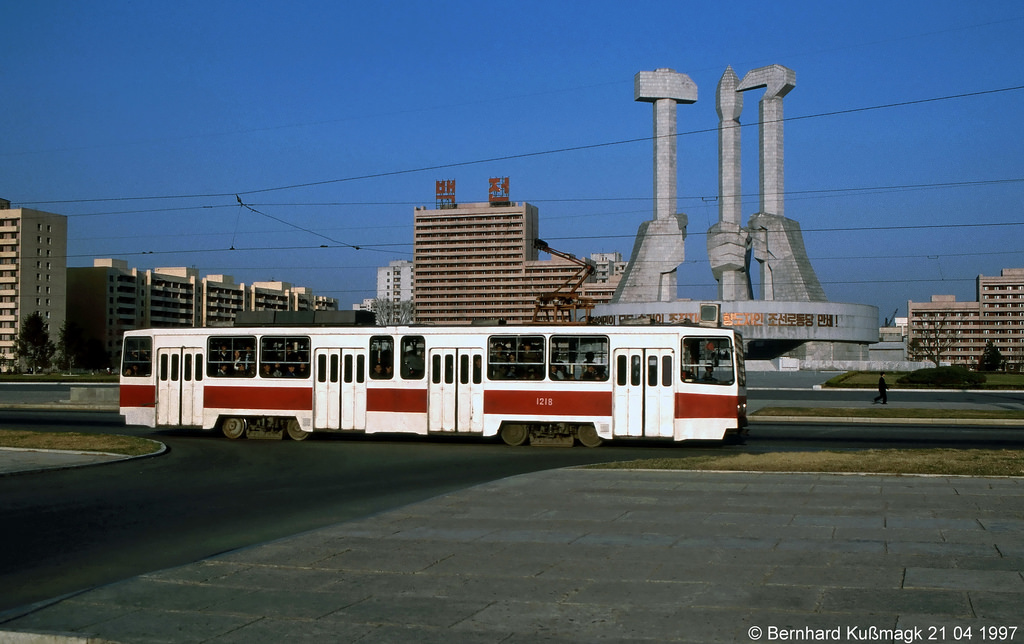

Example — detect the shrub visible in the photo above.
[898,366,986,387]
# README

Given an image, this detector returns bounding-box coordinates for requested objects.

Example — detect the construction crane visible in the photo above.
[531,238,596,324]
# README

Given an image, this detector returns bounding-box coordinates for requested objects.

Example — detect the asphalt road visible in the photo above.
[0,410,736,612]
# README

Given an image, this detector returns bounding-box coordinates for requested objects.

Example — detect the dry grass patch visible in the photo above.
[587,449,1024,477]
[0,430,161,457]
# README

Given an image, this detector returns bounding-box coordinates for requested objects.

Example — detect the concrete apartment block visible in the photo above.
[0,206,67,368]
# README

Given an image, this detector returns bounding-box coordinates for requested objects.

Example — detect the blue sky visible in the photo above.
[3,0,1022,322]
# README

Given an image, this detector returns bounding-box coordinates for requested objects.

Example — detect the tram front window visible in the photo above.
[682,337,734,385]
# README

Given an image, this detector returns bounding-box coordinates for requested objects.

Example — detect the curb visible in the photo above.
[0,403,118,412]
[0,443,167,477]
[750,415,1024,426]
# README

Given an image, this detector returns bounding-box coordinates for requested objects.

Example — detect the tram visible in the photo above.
[119,322,746,446]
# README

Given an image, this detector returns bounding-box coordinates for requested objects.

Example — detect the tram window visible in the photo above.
[682,337,735,385]
[549,335,609,381]
[472,355,482,384]
[195,355,203,382]
[647,356,658,387]
[631,355,642,386]
[488,335,544,381]
[431,354,441,384]
[662,356,672,387]
[171,354,180,382]
[122,337,152,377]
[330,354,339,383]
[616,355,627,386]
[208,336,256,378]
[184,354,192,382]
[400,336,426,379]
[370,336,394,380]
[317,354,328,383]
[356,354,365,384]
[260,336,310,378]
[344,354,353,383]
[159,354,168,381]
[445,354,454,384]
[460,354,469,385]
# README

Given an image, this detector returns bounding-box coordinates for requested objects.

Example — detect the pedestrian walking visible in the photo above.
[873,372,888,404]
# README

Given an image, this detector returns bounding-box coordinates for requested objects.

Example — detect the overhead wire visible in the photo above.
[13,85,1024,208]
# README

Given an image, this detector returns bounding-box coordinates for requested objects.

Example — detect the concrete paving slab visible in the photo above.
[1,469,1021,643]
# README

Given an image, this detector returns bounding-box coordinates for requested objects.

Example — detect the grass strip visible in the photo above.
[752,407,1024,419]
[587,449,1024,477]
[824,371,1024,389]
[0,430,161,457]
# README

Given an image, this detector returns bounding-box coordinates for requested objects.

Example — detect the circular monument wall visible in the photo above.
[593,300,878,360]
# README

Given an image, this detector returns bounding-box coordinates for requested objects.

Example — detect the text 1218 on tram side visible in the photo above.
[119,323,747,447]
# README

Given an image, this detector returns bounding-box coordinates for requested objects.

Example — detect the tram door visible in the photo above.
[612,348,675,438]
[427,348,484,433]
[313,348,367,430]
[156,347,204,427]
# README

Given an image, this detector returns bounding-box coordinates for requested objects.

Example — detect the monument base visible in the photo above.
[592,299,879,362]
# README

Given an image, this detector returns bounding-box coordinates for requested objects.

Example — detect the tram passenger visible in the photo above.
[520,342,541,363]
[403,348,424,379]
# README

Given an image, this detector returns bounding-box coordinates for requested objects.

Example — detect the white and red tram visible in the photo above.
[119,323,746,446]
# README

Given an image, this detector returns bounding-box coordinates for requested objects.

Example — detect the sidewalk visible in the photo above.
[0,447,134,475]
[1,468,1021,643]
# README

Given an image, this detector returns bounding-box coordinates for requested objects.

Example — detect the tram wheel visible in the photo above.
[500,423,529,447]
[222,417,247,440]
[577,425,603,448]
[286,419,309,441]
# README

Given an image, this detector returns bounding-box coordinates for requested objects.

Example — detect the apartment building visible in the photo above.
[69,259,335,366]
[67,259,142,363]
[0,201,67,367]
[412,201,620,324]
[377,260,413,303]
[414,201,540,324]
[907,268,1024,369]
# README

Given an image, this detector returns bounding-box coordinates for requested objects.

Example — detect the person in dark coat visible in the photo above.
[873,372,888,404]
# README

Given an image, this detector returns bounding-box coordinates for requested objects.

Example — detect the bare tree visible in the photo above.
[371,299,415,325]
[908,316,959,367]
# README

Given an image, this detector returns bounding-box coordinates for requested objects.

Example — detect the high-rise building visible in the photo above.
[0,202,67,369]
[907,268,1024,369]
[67,259,141,364]
[377,260,413,303]
[413,201,540,324]
[412,201,619,324]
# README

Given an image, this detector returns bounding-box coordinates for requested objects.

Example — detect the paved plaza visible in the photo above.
[1,468,1022,643]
